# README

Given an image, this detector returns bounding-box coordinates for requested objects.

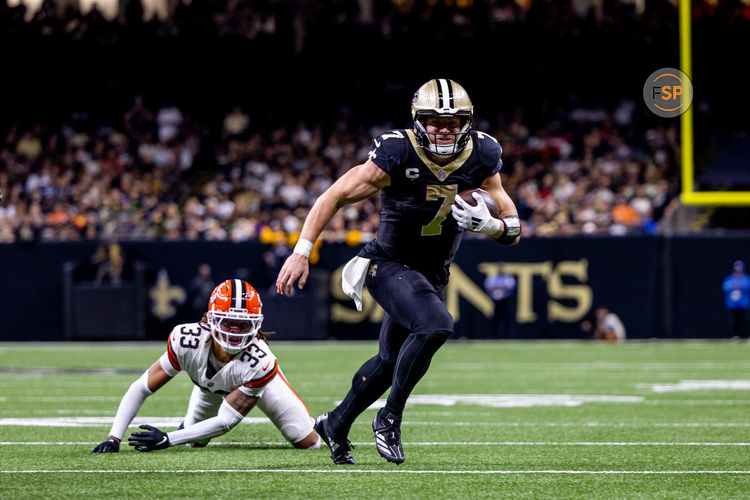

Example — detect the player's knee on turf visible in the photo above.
[293,430,321,449]
[280,416,317,448]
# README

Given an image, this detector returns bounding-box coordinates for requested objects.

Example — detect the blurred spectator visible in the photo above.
[189,263,214,316]
[0,95,683,244]
[92,237,124,286]
[593,306,626,343]
[124,95,155,143]
[723,260,750,338]
[483,265,517,338]
[263,238,292,292]
[3,0,718,244]
[222,106,250,139]
[155,102,183,143]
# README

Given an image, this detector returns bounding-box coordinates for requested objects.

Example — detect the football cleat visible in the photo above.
[372,409,405,464]
[314,412,357,465]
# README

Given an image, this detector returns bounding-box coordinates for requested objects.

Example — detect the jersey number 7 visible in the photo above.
[421,185,458,236]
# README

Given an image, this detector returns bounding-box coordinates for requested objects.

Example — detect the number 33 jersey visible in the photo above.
[159,323,279,398]
[360,129,503,284]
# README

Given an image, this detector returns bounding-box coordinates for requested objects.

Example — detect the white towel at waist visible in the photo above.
[341,256,371,312]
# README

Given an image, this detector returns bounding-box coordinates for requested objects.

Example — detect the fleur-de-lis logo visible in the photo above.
[149,269,186,320]
[368,263,378,278]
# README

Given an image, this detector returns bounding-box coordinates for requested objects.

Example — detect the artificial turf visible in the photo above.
[1,340,749,498]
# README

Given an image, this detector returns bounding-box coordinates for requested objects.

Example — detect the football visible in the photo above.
[456,188,500,219]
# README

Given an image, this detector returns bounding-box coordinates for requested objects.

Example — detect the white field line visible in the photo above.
[3,441,750,447]
[641,380,750,392]
[400,420,750,427]
[0,416,271,427]
[5,416,750,428]
[2,469,750,475]
[9,396,750,407]
[0,410,116,415]
[4,396,197,402]
[641,400,750,406]
[403,410,750,421]
[3,414,750,428]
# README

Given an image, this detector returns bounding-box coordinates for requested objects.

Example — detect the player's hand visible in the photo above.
[451,192,503,235]
[91,438,120,453]
[276,253,310,296]
[127,425,171,452]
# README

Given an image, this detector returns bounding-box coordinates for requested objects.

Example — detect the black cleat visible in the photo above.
[315,412,357,465]
[372,409,404,464]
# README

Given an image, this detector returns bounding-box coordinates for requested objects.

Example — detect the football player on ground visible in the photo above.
[276,79,520,464]
[92,279,320,453]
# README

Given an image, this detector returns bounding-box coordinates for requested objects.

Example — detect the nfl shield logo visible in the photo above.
[438,170,447,180]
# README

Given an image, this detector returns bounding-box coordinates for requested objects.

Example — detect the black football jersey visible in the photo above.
[359,129,503,285]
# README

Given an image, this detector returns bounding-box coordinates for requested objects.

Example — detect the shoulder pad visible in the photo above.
[368,129,409,174]
[473,131,503,174]
[245,359,278,389]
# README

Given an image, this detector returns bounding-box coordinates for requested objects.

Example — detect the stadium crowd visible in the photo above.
[2,0,747,43]
[0,95,680,244]
[6,0,745,244]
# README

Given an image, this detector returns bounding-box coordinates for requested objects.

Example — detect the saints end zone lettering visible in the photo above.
[479,260,592,323]
[329,265,489,323]
[330,265,385,323]
[330,260,592,324]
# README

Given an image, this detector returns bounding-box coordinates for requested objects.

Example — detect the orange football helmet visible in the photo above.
[206,279,263,354]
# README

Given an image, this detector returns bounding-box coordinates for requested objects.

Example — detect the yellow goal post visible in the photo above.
[679,0,750,206]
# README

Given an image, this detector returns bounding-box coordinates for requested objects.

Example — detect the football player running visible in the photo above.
[276,79,520,464]
[92,279,320,453]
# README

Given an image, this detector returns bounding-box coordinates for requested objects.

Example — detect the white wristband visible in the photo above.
[293,238,314,258]
[484,218,502,235]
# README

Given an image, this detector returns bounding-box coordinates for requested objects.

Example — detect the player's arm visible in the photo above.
[451,173,521,245]
[127,387,259,452]
[91,359,173,453]
[481,173,521,245]
[276,159,390,295]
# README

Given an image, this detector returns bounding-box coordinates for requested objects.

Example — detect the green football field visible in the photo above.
[1,340,750,498]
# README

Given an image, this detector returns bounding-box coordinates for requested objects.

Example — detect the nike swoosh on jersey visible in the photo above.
[261,362,270,371]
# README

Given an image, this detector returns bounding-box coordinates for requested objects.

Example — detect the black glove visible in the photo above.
[127,424,171,452]
[91,438,120,453]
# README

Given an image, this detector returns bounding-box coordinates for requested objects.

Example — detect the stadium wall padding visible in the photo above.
[0,236,746,341]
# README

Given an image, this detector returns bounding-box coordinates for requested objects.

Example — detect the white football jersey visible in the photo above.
[159,322,278,397]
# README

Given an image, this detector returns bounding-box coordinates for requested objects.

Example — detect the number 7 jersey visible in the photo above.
[359,129,503,285]
[159,323,279,397]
